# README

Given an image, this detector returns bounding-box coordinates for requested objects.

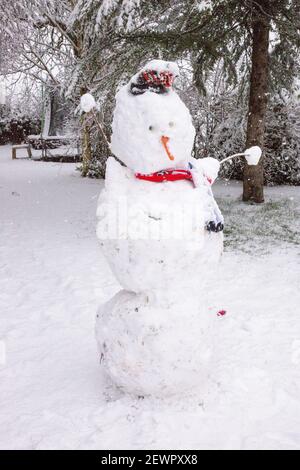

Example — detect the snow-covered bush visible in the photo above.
[0,114,41,144]
[182,85,247,181]
[207,114,246,181]
[81,156,107,179]
[263,100,300,185]
[189,90,300,185]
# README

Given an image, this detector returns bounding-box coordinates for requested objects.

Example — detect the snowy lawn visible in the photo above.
[0,144,299,450]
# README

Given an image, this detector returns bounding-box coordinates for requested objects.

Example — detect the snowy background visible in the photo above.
[1,145,299,450]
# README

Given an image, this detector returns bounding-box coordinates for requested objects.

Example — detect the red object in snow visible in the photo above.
[135,169,193,183]
[217,310,227,317]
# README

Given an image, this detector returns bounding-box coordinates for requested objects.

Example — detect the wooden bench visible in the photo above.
[12,144,32,160]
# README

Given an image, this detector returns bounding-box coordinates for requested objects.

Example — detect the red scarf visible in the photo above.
[135,169,193,183]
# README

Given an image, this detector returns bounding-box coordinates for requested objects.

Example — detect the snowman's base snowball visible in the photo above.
[96,290,216,397]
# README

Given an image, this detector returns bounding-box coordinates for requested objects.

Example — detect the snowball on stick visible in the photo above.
[80,93,111,150]
[220,146,262,166]
[244,146,262,165]
[80,93,96,113]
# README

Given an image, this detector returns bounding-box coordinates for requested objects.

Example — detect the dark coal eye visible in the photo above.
[169,121,175,128]
[149,125,154,131]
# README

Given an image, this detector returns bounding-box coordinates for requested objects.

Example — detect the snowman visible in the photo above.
[93,60,261,397]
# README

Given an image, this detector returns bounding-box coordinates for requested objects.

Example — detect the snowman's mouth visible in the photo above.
[161,135,175,161]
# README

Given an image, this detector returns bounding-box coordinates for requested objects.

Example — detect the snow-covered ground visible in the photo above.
[0,144,299,450]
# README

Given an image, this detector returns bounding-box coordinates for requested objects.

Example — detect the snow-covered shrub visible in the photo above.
[207,114,246,181]
[183,86,247,181]
[190,91,300,185]
[0,114,41,144]
[263,100,300,185]
[81,156,107,179]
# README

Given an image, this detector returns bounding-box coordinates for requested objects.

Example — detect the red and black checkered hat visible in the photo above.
[130,68,176,95]
[140,70,175,88]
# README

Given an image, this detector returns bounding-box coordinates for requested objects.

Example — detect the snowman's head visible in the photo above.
[111,60,196,175]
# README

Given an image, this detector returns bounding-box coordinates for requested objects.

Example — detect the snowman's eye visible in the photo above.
[149,125,154,131]
[169,121,175,128]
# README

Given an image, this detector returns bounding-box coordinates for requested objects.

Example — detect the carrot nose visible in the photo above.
[161,135,174,161]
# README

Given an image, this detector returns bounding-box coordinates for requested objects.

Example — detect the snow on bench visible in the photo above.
[27,135,81,162]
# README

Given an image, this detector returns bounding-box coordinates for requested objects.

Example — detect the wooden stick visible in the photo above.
[220,152,248,165]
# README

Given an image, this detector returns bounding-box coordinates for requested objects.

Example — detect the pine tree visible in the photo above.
[122,0,300,201]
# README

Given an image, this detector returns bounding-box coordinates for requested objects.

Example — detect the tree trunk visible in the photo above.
[243,1,271,203]
[81,117,92,177]
[80,85,92,177]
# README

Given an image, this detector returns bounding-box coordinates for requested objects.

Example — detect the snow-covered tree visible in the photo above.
[119,0,300,200]
[1,0,299,186]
